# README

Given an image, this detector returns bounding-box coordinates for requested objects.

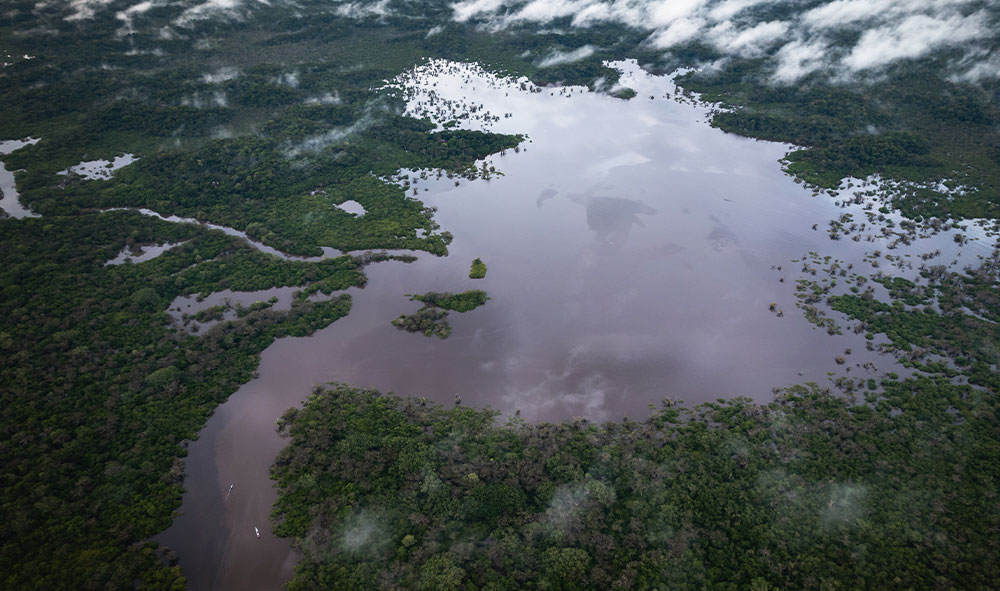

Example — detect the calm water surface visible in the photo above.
[156,61,995,590]
[0,138,40,218]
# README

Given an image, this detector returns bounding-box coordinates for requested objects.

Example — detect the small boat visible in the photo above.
[226,484,234,499]
[254,526,260,539]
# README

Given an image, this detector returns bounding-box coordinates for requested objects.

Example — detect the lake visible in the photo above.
[154,59,993,590]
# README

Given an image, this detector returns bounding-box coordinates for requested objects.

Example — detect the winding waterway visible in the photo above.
[155,61,996,590]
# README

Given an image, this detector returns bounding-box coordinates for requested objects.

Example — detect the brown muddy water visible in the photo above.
[154,60,996,590]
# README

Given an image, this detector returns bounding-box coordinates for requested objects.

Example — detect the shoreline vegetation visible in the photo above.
[272,378,1000,591]
[0,2,997,589]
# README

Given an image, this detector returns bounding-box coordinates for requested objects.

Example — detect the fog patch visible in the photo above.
[950,50,1000,83]
[820,483,867,529]
[202,67,239,84]
[274,71,299,88]
[285,115,373,157]
[115,0,158,33]
[336,0,392,19]
[124,47,167,57]
[64,0,114,21]
[542,478,615,534]
[543,483,591,532]
[538,45,595,67]
[182,90,228,108]
[339,510,390,554]
[305,92,341,105]
[175,0,249,26]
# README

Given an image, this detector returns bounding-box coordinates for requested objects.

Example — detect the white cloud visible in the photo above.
[202,66,239,83]
[444,0,997,84]
[647,0,709,28]
[453,0,508,22]
[708,0,771,22]
[842,11,991,72]
[65,0,114,21]
[708,19,789,57]
[117,0,155,21]
[275,71,299,88]
[336,0,392,19]
[950,51,1000,83]
[571,3,611,26]
[802,0,890,30]
[538,44,596,67]
[514,0,591,23]
[772,37,828,83]
[649,17,705,49]
[175,0,243,26]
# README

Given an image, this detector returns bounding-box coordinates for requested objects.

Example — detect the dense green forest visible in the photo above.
[0,212,362,589]
[273,377,999,591]
[1,0,999,589]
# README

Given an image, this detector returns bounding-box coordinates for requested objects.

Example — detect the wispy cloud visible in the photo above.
[202,66,239,84]
[335,0,392,19]
[842,11,990,72]
[64,0,115,21]
[538,44,596,67]
[772,38,829,83]
[175,0,245,26]
[950,50,1000,83]
[449,0,999,84]
[285,115,374,157]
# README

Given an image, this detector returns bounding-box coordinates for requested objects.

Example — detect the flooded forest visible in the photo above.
[1,1,999,590]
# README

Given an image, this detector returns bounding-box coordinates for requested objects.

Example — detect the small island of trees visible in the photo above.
[392,290,489,338]
[469,258,488,279]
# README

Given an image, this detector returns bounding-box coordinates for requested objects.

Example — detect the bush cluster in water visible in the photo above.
[469,258,488,279]
[392,291,490,338]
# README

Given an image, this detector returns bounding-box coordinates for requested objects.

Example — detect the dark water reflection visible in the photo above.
[570,192,658,247]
